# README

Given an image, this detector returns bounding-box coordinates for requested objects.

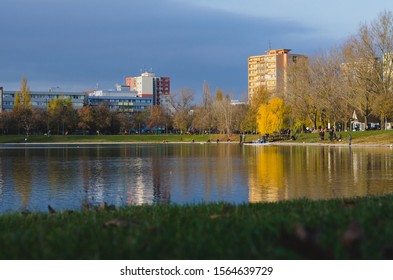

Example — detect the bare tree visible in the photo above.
[212,89,234,136]
[342,10,393,129]
[312,50,353,130]
[168,88,194,133]
[147,105,166,133]
[286,57,319,131]
[192,81,214,134]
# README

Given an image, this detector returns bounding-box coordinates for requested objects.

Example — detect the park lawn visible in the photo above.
[1,130,393,145]
[0,134,213,143]
[1,194,393,259]
[294,130,393,145]
[0,134,262,144]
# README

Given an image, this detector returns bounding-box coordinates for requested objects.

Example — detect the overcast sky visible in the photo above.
[0,0,392,101]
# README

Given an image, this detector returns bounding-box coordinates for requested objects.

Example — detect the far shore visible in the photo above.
[0,130,392,147]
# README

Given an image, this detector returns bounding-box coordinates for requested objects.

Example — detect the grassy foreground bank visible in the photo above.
[1,195,393,259]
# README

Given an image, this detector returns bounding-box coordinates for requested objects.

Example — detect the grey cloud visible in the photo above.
[0,0,322,98]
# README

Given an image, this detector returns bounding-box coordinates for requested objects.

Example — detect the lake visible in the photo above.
[0,143,392,213]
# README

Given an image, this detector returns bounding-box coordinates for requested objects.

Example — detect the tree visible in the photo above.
[257,97,288,134]
[32,108,50,134]
[168,88,194,133]
[94,104,111,134]
[147,105,166,133]
[310,51,353,130]
[130,109,149,134]
[12,76,33,137]
[0,111,13,135]
[212,89,234,136]
[115,112,133,134]
[232,103,248,133]
[78,106,95,134]
[286,57,313,132]
[242,86,270,133]
[342,11,393,129]
[47,96,75,135]
[192,81,214,134]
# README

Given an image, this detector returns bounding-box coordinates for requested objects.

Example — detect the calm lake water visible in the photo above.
[0,143,392,213]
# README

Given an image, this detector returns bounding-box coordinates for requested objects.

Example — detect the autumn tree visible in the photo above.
[242,86,270,133]
[310,51,353,130]
[78,106,95,134]
[32,108,50,134]
[192,81,214,134]
[342,11,393,129]
[115,112,133,134]
[129,109,149,134]
[232,102,249,133]
[147,105,166,133]
[257,97,288,134]
[47,96,76,135]
[0,111,13,135]
[168,88,194,133]
[94,104,111,134]
[12,76,33,136]
[212,89,234,136]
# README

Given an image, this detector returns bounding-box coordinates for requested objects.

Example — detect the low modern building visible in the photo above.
[1,70,171,112]
[87,85,152,113]
[1,88,87,112]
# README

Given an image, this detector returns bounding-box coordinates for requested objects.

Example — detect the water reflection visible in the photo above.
[0,144,392,213]
[248,145,393,202]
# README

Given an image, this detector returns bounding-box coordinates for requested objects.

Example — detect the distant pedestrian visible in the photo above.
[239,134,242,144]
[348,134,352,146]
[243,134,246,143]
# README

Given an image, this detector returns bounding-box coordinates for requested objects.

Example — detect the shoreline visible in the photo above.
[1,140,392,148]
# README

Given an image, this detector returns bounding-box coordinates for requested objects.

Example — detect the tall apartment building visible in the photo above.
[248,49,306,101]
[125,72,170,105]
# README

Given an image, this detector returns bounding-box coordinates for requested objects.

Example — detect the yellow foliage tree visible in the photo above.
[13,76,33,136]
[257,97,287,134]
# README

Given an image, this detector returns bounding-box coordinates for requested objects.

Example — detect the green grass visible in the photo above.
[1,130,393,145]
[0,134,213,143]
[1,195,393,259]
[294,130,393,145]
